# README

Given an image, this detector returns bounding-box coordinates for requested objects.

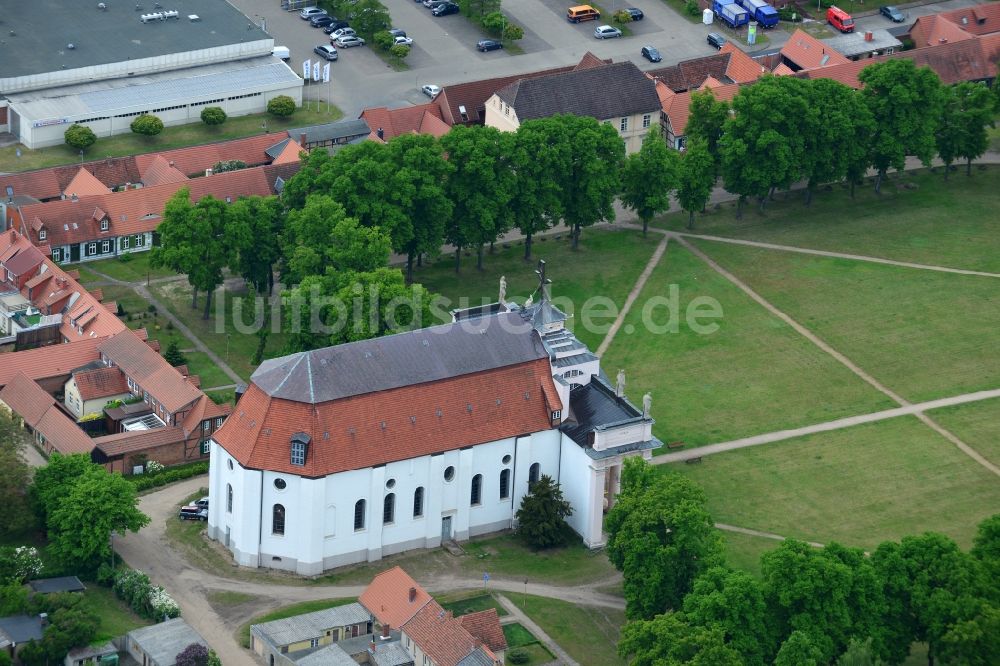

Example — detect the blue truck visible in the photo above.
[737,0,779,27]
[712,0,749,29]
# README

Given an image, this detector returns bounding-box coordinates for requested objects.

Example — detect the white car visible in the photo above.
[393,35,414,46]
[299,7,326,19]
[331,27,356,39]
[421,84,441,98]
[594,24,623,39]
[334,35,366,48]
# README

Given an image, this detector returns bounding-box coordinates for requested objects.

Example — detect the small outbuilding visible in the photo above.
[125,618,207,666]
[29,576,87,595]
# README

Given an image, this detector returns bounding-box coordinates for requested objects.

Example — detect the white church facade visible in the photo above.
[207,269,660,575]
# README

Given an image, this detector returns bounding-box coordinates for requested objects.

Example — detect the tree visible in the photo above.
[503,22,524,41]
[685,90,730,174]
[682,567,774,666]
[859,59,943,192]
[351,0,390,36]
[31,453,94,523]
[282,148,335,210]
[151,188,230,319]
[676,139,715,230]
[509,119,568,260]
[373,30,394,51]
[0,409,35,537]
[176,643,210,666]
[971,513,1000,572]
[267,95,296,117]
[226,195,284,295]
[935,82,994,178]
[389,44,410,59]
[837,638,878,666]
[621,131,679,236]
[618,612,742,666]
[47,467,149,570]
[64,124,97,151]
[441,125,516,271]
[774,631,825,666]
[515,475,574,549]
[605,458,724,619]
[551,115,625,249]
[207,650,222,666]
[130,114,164,137]
[200,106,227,126]
[0,546,43,584]
[163,340,187,367]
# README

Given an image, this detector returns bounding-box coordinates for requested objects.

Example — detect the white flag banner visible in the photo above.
[302,59,311,80]
[322,63,331,83]
[313,61,321,82]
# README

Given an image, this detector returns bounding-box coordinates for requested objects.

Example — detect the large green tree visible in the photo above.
[552,115,625,248]
[605,458,724,619]
[858,59,943,192]
[509,118,569,260]
[935,81,995,178]
[31,453,93,523]
[676,139,716,230]
[0,409,34,537]
[621,131,679,236]
[685,89,730,175]
[618,612,742,666]
[151,188,230,319]
[226,195,284,295]
[515,475,574,549]
[441,125,516,271]
[773,631,825,666]
[282,149,335,210]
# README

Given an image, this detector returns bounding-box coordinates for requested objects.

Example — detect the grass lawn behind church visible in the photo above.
[927,397,1000,469]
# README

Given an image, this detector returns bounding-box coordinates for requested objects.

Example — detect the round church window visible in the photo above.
[274,478,287,490]
[444,466,456,482]
[386,478,396,489]
[502,454,512,465]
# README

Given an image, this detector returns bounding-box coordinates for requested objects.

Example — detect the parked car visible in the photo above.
[388,28,407,37]
[432,3,460,16]
[334,35,366,47]
[323,21,351,33]
[331,27,356,38]
[707,32,726,49]
[178,497,209,521]
[625,7,644,20]
[477,39,503,52]
[567,5,601,22]
[424,0,448,8]
[641,45,662,62]
[394,35,414,46]
[310,15,335,27]
[422,84,441,97]
[314,44,339,61]
[594,24,623,39]
[879,5,905,22]
[299,7,326,20]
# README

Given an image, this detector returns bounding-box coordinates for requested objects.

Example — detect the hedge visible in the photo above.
[130,460,209,491]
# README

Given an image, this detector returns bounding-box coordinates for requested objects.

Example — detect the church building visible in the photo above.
[207,265,660,575]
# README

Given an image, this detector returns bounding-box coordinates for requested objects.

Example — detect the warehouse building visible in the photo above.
[0,0,302,148]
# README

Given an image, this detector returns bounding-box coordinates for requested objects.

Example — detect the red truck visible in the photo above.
[827,6,855,32]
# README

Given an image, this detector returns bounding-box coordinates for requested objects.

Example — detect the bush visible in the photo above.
[212,159,247,173]
[176,643,209,666]
[508,649,529,664]
[130,114,164,136]
[64,124,97,151]
[0,546,43,584]
[389,44,410,59]
[95,562,116,587]
[777,7,801,20]
[503,23,524,41]
[373,30,394,51]
[113,569,179,620]
[613,9,632,23]
[685,0,700,16]
[129,461,209,491]
[200,106,227,126]
[267,95,296,117]
[119,252,134,264]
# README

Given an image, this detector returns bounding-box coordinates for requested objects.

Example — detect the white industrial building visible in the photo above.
[207,270,661,575]
[0,0,302,148]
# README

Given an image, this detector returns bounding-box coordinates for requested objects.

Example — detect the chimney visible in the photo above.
[299,133,308,147]
[939,37,948,43]
[205,168,214,177]
[71,193,79,202]
[39,612,49,628]
[377,127,384,140]
[864,30,873,42]
[382,623,391,639]
[408,586,417,602]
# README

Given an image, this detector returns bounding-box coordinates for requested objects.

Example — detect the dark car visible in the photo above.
[879,5,905,22]
[424,0,448,8]
[433,2,460,16]
[388,28,407,37]
[310,15,335,27]
[323,20,351,33]
[625,7,644,20]
[477,39,503,52]
[707,32,726,49]
[641,45,662,62]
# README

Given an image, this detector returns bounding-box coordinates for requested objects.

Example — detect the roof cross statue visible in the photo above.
[535,259,552,301]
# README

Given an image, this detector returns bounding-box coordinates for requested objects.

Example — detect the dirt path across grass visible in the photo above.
[496,594,580,666]
[595,235,669,358]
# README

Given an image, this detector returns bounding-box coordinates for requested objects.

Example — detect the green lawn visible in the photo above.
[460,534,617,586]
[693,239,1000,403]
[437,592,508,617]
[502,622,554,666]
[206,388,237,406]
[414,228,659,351]
[600,242,893,446]
[657,168,1000,273]
[669,416,1000,551]
[74,253,178,285]
[518,594,627,666]
[503,622,537,648]
[238,598,355,647]
[0,108,342,173]
[719,530,780,579]
[81,585,151,643]
[927,398,1000,469]
[507,642,555,665]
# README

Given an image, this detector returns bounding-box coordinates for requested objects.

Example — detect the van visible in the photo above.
[567,5,601,22]
[827,6,854,33]
[271,46,291,60]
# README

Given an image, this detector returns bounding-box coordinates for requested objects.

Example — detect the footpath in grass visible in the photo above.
[599,242,893,446]
[516,594,627,666]
[657,168,1000,273]
[414,228,660,351]
[0,108,342,173]
[669,416,1000,551]
[693,239,1000,403]
[927,397,1000,469]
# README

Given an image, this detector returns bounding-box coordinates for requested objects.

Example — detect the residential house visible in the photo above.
[250,603,372,663]
[930,3,1000,37]
[824,29,902,60]
[649,43,765,92]
[0,372,97,456]
[0,613,46,663]
[485,61,662,153]
[359,104,451,142]
[908,13,979,49]
[658,79,741,150]
[64,643,117,666]
[779,30,851,72]
[125,618,207,666]
[64,364,131,419]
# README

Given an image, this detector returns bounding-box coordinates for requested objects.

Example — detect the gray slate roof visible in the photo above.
[253,602,370,647]
[252,312,547,404]
[458,648,496,666]
[369,640,415,666]
[28,575,86,594]
[495,61,661,122]
[0,614,44,644]
[288,119,372,144]
[295,643,359,666]
[127,618,207,666]
[560,376,644,446]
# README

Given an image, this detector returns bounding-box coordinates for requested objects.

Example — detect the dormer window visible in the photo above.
[100,219,109,231]
[551,410,562,421]
[38,229,47,240]
[290,432,310,466]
